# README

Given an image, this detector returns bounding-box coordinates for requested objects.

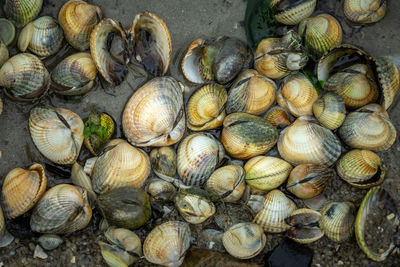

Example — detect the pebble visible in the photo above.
[33,245,48,259]
[338,260,344,265]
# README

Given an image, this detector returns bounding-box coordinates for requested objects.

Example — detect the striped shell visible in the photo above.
[264,106,291,128]
[344,0,387,24]
[319,202,355,242]
[286,208,324,244]
[312,93,346,130]
[4,0,42,27]
[373,57,400,110]
[272,0,317,25]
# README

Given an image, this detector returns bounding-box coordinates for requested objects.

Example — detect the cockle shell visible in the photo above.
[312,93,346,130]
[264,106,291,128]
[319,202,355,242]
[344,0,387,24]
[4,0,43,27]
[373,57,400,110]
[286,208,324,244]
[271,0,317,25]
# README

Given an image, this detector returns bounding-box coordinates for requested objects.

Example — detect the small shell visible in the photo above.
[222,222,266,259]
[38,234,63,250]
[4,0,43,27]
[143,221,191,267]
[221,113,278,160]
[1,163,47,219]
[286,208,324,244]
[253,189,297,233]
[99,241,138,267]
[83,110,115,155]
[187,84,227,131]
[373,57,400,110]
[150,146,177,180]
[147,178,176,202]
[0,18,16,46]
[319,202,355,242]
[264,106,291,128]
[226,69,277,115]
[29,106,84,165]
[344,0,386,24]
[181,38,206,84]
[286,164,334,199]
[244,156,292,191]
[272,0,317,25]
[312,93,346,130]
[105,228,142,257]
[0,41,9,68]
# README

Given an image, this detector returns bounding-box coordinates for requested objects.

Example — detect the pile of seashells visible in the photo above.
[0,0,399,265]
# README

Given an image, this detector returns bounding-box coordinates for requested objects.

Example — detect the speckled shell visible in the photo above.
[264,106,291,128]
[253,189,297,233]
[244,156,292,191]
[30,184,92,234]
[312,93,346,130]
[319,202,355,242]
[373,57,400,110]
[143,221,191,267]
[175,189,216,224]
[0,53,50,101]
[0,18,15,46]
[150,146,177,180]
[272,0,317,25]
[286,208,324,244]
[226,69,276,115]
[0,40,9,68]
[1,163,46,219]
[4,0,43,27]
[122,77,185,147]
[278,116,342,166]
[222,222,266,259]
[59,0,102,51]
[29,106,84,165]
[187,84,227,131]
[344,0,386,24]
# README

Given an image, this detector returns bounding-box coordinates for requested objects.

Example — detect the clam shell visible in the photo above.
[312,93,346,130]
[150,146,177,180]
[0,206,4,239]
[147,178,176,202]
[272,0,317,25]
[4,0,42,27]
[264,106,291,128]
[122,77,185,147]
[286,208,324,244]
[0,18,15,46]
[1,163,47,219]
[143,221,191,267]
[105,228,142,256]
[344,0,386,24]
[373,57,400,110]
[319,202,355,242]
[29,106,84,165]
[181,38,206,84]
[71,162,96,202]
[0,40,9,68]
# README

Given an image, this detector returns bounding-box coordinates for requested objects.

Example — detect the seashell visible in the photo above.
[175,188,216,224]
[71,162,96,202]
[254,31,308,79]
[222,222,266,259]
[336,149,386,189]
[253,189,297,233]
[187,84,227,131]
[277,116,342,166]
[58,0,102,51]
[0,206,4,240]
[303,193,328,211]
[83,110,115,155]
[264,106,291,128]
[51,53,97,96]
[29,106,84,165]
[127,11,172,76]
[97,187,151,229]
[271,0,317,25]
[205,165,246,203]
[0,53,50,101]
[38,234,63,250]
[4,0,42,27]
[143,221,191,267]
[1,163,47,219]
[30,184,92,234]
[286,164,334,199]
[319,202,355,242]
[286,208,324,244]
[298,14,343,58]
[150,146,177,180]
[181,38,206,84]
[221,112,278,160]
[147,178,176,202]
[312,93,346,130]
[339,104,396,151]
[177,133,224,186]
[99,241,138,267]
[0,18,15,46]
[277,72,319,117]
[0,40,9,68]
[122,76,185,147]
[226,69,276,115]
[90,18,129,85]
[18,16,64,57]
[244,156,292,191]
[344,0,386,24]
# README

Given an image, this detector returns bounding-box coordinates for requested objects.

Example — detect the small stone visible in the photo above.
[33,245,48,259]
[70,256,76,264]
[38,234,63,250]
[338,260,344,265]
[28,242,36,252]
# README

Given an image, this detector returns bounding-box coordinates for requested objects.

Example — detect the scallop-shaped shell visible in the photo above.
[373,57,400,110]
[0,18,15,46]
[244,156,292,191]
[18,16,64,57]
[177,133,224,186]
[1,163,46,219]
[51,53,97,95]
[339,104,396,151]
[0,206,4,239]
[312,93,346,130]
[90,18,128,85]
[4,0,43,27]
[277,72,318,117]
[221,113,278,160]
[278,116,342,166]
[336,149,386,189]
[286,208,324,244]
[226,69,276,115]
[272,0,317,25]
[30,184,92,234]
[298,14,343,58]
[88,139,150,194]
[187,84,227,131]
[143,221,191,267]
[127,12,171,76]
[222,222,266,259]
[29,106,84,165]
[150,146,177,180]
[0,40,9,69]
[344,0,386,24]
[122,77,185,147]
[319,202,355,242]
[147,178,176,202]
[264,106,291,128]
[0,53,50,101]
[205,165,246,202]
[286,164,334,199]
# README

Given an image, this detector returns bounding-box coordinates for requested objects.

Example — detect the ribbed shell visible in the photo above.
[226,69,276,115]
[143,221,191,267]
[244,156,292,191]
[71,162,96,202]
[312,93,346,130]
[29,106,84,165]
[59,0,102,51]
[374,57,400,110]
[177,133,224,186]
[264,106,291,128]
[0,53,50,100]
[122,77,185,147]
[187,84,227,131]
[253,189,296,233]
[181,38,206,84]
[30,184,92,234]
[319,202,355,242]
[90,139,150,194]
[1,163,47,219]
[273,0,317,25]
[286,208,324,244]
[175,189,216,224]
[344,0,387,24]
[4,0,43,27]
[0,18,15,46]
[150,146,177,180]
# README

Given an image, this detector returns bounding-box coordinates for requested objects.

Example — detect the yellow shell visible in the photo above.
[272,0,317,25]
[373,57,400,110]
[312,93,346,130]
[344,0,386,24]
[319,202,355,242]
[264,106,291,128]
[4,0,43,27]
